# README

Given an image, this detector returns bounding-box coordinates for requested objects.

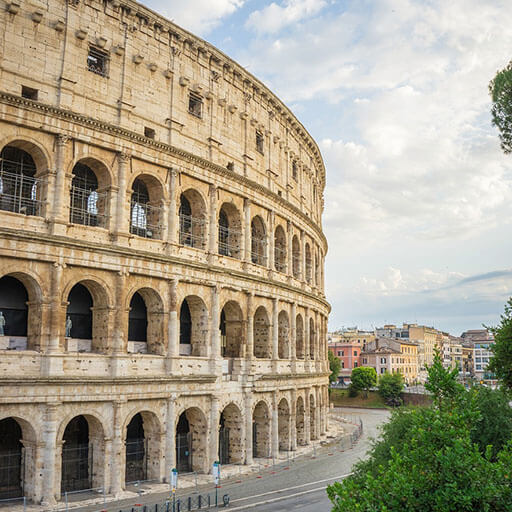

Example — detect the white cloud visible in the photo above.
[149,0,244,35]
[246,0,327,34]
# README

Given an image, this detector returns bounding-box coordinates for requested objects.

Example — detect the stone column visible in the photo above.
[271,298,278,360]
[50,134,70,234]
[167,279,179,361]
[167,169,179,247]
[315,387,321,438]
[40,403,59,506]
[209,396,220,468]
[290,389,297,451]
[112,270,127,355]
[246,292,254,361]
[290,302,297,361]
[208,184,218,255]
[304,307,310,362]
[47,262,64,355]
[287,220,293,276]
[210,285,221,374]
[114,152,130,239]
[268,211,275,271]
[304,393,311,444]
[244,198,251,263]
[110,401,125,497]
[244,393,253,464]
[165,395,177,477]
[301,230,306,282]
[271,393,279,459]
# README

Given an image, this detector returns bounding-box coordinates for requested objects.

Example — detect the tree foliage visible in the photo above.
[378,372,404,405]
[328,350,342,383]
[350,366,377,397]
[489,61,512,154]
[327,352,512,511]
[488,297,512,390]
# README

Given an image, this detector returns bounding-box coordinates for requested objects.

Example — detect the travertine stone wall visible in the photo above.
[0,0,330,505]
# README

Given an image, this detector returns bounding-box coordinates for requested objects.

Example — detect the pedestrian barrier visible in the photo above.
[0,496,26,510]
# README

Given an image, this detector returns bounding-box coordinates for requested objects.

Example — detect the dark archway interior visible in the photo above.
[0,418,23,499]
[125,413,146,483]
[66,284,93,339]
[218,209,229,256]
[128,292,147,342]
[61,415,90,493]
[218,412,229,465]
[130,178,150,237]
[0,276,28,337]
[179,300,192,345]
[70,163,99,226]
[176,413,191,473]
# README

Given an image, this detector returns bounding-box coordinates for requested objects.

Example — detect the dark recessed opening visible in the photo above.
[21,86,38,101]
[144,127,155,139]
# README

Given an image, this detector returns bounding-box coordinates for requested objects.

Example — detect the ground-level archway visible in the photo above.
[278,399,290,451]
[219,404,243,465]
[253,306,270,358]
[252,401,270,458]
[175,408,207,474]
[0,418,23,499]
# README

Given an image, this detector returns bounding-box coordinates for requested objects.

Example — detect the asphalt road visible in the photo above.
[62,407,390,512]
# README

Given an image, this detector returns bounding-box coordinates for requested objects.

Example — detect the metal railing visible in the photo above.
[130,202,162,239]
[292,254,301,278]
[0,496,26,510]
[69,185,108,227]
[0,168,44,216]
[218,226,240,258]
[179,214,205,248]
[251,237,267,266]
[274,245,287,272]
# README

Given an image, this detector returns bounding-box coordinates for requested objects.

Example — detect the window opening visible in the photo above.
[179,195,205,248]
[21,86,38,101]
[87,46,109,77]
[256,131,264,154]
[292,161,298,181]
[130,178,161,239]
[69,162,106,227]
[188,92,203,118]
[144,127,155,139]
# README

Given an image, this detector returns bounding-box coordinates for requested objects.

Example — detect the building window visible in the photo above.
[337,351,342,356]
[354,351,357,356]
[21,86,38,101]
[341,360,344,368]
[362,358,367,364]
[380,357,386,364]
[256,131,264,154]
[188,92,203,118]
[87,46,109,77]
[144,127,155,139]
[292,161,298,181]
[380,367,386,374]
[354,361,358,368]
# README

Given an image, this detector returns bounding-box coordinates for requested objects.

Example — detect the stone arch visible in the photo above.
[0,416,37,500]
[218,202,242,259]
[250,215,267,266]
[274,225,287,272]
[64,279,111,353]
[124,411,162,484]
[219,403,243,464]
[129,174,165,240]
[295,314,304,359]
[278,310,290,359]
[253,306,270,358]
[309,394,317,441]
[252,401,270,458]
[309,317,316,360]
[68,158,111,228]
[305,243,312,283]
[127,288,165,355]
[0,137,51,173]
[179,188,207,249]
[60,414,106,493]
[277,398,290,451]
[179,295,208,357]
[0,271,43,351]
[292,235,301,278]
[296,396,306,446]
[220,300,244,358]
[0,141,48,217]
[175,407,208,474]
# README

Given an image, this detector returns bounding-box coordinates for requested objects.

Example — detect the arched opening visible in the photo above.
[69,162,108,227]
[274,226,287,273]
[309,318,315,360]
[251,216,267,266]
[130,176,163,239]
[218,203,241,258]
[124,412,161,484]
[179,190,206,249]
[278,311,290,359]
[179,296,208,357]
[0,145,42,216]
[0,276,28,350]
[0,418,23,499]
[128,289,164,355]
[315,252,320,286]
[176,408,207,474]
[278,399,290,451]
[305,243,312,284]
[66,284,92,347]
[292,235,301,278]
[296,314,304,359]
[220,301,243,358]
[296,397,306,446]
[252,401,270,458]
[309,395,317,441]
[61,416,91,493]
[219,404,243,465]
[253,306,270,359]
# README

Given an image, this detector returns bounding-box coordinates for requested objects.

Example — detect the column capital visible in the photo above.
[56,134,71,146]
[117,151,131,163]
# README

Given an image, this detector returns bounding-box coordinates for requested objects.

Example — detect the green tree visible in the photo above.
[350,366,377,397]
[378,372,404,405]
[489,61,512,153]
[488,297,512,390]
[425,348,462,408]
[328,350,341,384]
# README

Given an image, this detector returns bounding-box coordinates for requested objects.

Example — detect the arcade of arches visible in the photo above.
[0,389,328,504]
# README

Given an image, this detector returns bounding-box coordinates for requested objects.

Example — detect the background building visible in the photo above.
[0,0,329,504]
[461,329,495,383]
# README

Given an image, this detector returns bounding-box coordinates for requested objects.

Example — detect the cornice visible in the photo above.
[0,92,327,250]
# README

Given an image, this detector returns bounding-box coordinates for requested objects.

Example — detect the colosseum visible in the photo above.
[0,0,330,505]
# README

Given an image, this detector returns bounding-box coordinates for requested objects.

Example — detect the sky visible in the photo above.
[145,0,512,335]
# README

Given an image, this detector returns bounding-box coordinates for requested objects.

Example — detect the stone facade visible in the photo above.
[0,0,329,505]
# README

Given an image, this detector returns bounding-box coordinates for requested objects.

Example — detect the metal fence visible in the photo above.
[0,496,26,510]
